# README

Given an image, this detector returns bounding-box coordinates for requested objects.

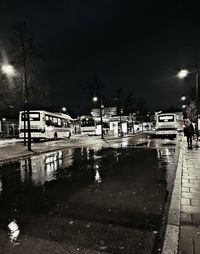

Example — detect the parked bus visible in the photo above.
[19,110,73,141]
[80,116,96,135]
[155,113,177,138]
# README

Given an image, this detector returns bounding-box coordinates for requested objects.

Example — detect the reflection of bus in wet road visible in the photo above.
[0,143,178,253]
[20,150,74,185]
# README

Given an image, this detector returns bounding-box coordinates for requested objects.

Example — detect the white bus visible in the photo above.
[155,113,177,138]
[19,110,73,141]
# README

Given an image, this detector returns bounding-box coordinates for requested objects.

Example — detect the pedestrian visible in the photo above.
[184,119,195,149]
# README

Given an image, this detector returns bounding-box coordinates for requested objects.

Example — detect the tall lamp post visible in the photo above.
[178,65,199,134]
[93,96,104,139]
[1,63,31,150]
[119,108,123,136]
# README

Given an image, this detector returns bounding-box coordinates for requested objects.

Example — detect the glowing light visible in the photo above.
[0,179,2,193]
[182,105,186,109]
[8,220,20,245]
[93,96,98,102]
[95,169,102,183]
[181,96,186,101]
[1,64,16,77]
[61,107,67,112]
[178,69,189,79]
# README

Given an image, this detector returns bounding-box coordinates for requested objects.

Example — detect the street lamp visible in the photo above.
[181,96,186,101]
[1,64,16,77]
[1,62,31,149]
[131,113,136,134]
[61,107,67,113]
[119,108,123,136]
[178,65,199,135]
[177,69,189,79]
[92,96,104,139]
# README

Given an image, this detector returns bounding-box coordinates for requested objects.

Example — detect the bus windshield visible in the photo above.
[21,112,40,121]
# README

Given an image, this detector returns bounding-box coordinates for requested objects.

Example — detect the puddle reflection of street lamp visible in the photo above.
[93,96,104,139]
[178,65,199,134]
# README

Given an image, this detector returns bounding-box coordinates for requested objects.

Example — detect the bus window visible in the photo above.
[22,112,40,121]
[58,118,61,126]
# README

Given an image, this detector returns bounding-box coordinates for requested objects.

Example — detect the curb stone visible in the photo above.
[162,148,183,254]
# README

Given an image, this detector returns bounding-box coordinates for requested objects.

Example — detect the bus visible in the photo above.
[19,110,73,141]
[155,113,177,138]
[80,116,96,135]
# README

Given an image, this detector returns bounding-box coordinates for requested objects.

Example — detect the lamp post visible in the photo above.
[1,62,31,149]
[131,113,135,134]
[93,96,104,139]
[119,108,123,136]
[178,64,199,135]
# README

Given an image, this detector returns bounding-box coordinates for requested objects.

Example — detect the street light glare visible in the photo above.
[181,96,186,101]
[182,105,186,109]
[61,107,67,112]
[178,69,189,79]
[1,64,15,77]
[93,96,98,102]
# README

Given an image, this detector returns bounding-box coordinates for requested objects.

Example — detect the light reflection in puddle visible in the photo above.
[94,165,102,183]
[8,220,20,245]
[20,150,74,186]
[0,178,2,194]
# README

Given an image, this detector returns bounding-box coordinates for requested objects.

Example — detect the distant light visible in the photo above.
[181,96,186,101]
[1,64,16,77]
[182,105,186,109]
[93,96,98,102]
[8,220,20,245]
[61,107,67,112]
[178,69,189,79]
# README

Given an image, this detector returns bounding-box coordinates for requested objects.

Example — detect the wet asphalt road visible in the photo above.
[0,135,180,254]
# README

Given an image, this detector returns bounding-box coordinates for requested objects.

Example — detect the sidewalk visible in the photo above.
[162,138,200,254]
[0,133,144,164]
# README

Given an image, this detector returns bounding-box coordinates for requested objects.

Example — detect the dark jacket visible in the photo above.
[184,123,195,137]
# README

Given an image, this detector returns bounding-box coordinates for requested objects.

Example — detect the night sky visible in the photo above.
[1,0,200,114]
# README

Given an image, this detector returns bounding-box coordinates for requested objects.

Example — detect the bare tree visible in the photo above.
[186,100,196,122]
[8,23,45,150]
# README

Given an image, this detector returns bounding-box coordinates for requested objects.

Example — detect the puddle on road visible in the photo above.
[0,145,177,253]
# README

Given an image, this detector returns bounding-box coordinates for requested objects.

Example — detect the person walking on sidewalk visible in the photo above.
[184,119,195,149]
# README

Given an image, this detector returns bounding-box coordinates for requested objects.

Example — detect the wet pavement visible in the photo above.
[0,136,180,254]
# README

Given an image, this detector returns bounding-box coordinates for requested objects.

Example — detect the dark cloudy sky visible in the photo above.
[0,0,200,113]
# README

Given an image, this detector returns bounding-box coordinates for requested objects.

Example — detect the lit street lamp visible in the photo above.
[181,96,186,101]
[177,69,189,79]
[92,96,104,139]
[1,62,31,150]
[61,107,67,113]
[178,65,199,135]
[1,64,16,77]
[182,105,186,109]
